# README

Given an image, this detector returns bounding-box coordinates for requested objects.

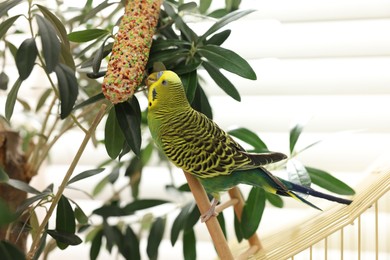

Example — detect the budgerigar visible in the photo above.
[146,70,352,222]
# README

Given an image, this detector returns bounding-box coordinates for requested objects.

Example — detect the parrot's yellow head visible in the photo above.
[146,70,189,111]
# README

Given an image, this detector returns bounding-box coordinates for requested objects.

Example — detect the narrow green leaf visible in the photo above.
[105,108,125,159]
[171,202,192,246]
[16,192,51,215]
[79,0,115,24]
[5,41,17,58]
[122,226,140,260]
[67,168,105,185]
[174,57,202,75]
[0,240,26,260]
[60,43,76,71]
[74,205,88,225]
[16,38,38,80]
[0,71,9,90]
[202,61,241,101]
[183,228,196,260]
[56,196,76,241]
[35,88,52,112]
[36,4,70,48]
[0,198,16,226]
[92,205,124,218]
[151,39,191,51]
[147,217,166,260]
[92,175,109,197]
[36,15,61,73]
[73,92,105,111]
[184,203,200,230]
[266,192,284,208]
[199,0,212,14]
[89,229,103,260]
[102,222,120,253]
[205,29,231,46]
[163,2,198,41]
[197,45,256,80]
[68,29,109,43]
[6,179,40,194]
[207,8,229,18]
[122,199,169,214]
[0,15,21,39]
[191,84,213,119]
[234,213,243,242]
[287,159,311,188]
[307,167,355,195]
[217,211,227,238]
[198,9,255,42]
[228,127,268,152]
[289,123,304,153]
[180,69,198,103]
[241,187,265,238]
[46,229,82,246]
[0,166,9,182]
[5,78,22,121]
[54,63,79,119]
[178,2,197,12]
[115,97,142,156]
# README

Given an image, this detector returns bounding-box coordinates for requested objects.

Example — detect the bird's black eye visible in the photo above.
[162,80,167,86]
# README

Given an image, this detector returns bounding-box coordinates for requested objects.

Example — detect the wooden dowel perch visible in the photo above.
[184,171,261,259]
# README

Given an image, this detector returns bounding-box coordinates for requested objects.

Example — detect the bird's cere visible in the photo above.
[102,0,162,104]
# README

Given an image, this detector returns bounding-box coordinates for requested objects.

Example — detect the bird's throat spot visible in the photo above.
[152,88,157,101]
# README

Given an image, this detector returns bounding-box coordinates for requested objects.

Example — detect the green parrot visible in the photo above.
[146,70,352,222]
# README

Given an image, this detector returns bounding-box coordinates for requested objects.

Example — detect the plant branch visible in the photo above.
[26,104,107,260]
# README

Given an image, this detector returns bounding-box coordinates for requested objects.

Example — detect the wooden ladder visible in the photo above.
[184,171,261,260]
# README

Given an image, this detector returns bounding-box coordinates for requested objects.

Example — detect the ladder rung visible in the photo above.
[216,198,240,213]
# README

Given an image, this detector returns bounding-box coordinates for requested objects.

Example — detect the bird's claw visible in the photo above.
[201,210,218,223]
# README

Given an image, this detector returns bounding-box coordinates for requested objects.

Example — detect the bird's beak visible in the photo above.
[146,72,158,88]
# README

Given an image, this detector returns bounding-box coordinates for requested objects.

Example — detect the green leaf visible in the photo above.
[289,123,304,153]
[306,167,355,195]
[234,213,243,242]
[16,192,51,215]
[122,199,169,214]
[46,229,82,246]
[92,175,109,197]
[241,187,265,238]
[171,202,192,246]
[197,45,256,80]
[5,78,22,121]
[67,168,105,185]
[102,222,121,253]
[180,69,198,103]
[93,205,124,218]
[0,0,23,17]
[68,29,109,43]
[178,2,197,12]
[151,39,191,51]
[73,92,105,111]
[90,229,103,260]
[105,108,125,159]
[147,217,166,260]
[174,57,202,75]
[0,198,16,226]
[163,2,198,41]
[202,61,241,101]
[6,179,40,194]
[74,205,88,225]
[191,84,213,119]
[183,228,196,260]
[0,166,9,182]
[122,226,140,260]
[15,38,38,80]
[198,9,254,42]
[0,72,9,90]
[208,8,229,19]
[0,240,26,260]
[205,29,231,46]
[266,192,284,208]
[199,0,212,14]
[56,195,76,249]
[36,4,70,48]
[54,63,79,119]
[184,203,200,231]
[228,127,268,152]
[35,88,52,112]
[0,15,21,39]
[36,15,61,73]
[287,159,311,188]
[115,97,142,156]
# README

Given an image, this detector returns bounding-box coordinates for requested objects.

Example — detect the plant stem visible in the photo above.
[26,104,107,260]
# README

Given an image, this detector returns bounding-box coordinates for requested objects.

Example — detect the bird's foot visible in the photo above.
[201,198,219,222]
